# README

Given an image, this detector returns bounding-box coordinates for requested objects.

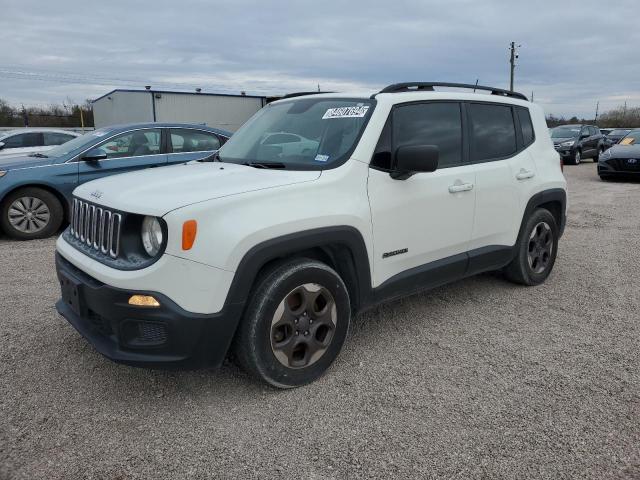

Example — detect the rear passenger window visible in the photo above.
[43,132,76,146]
[170,129,221,153]
[392,102,463,168]
[516,108,535,147]
[469,103,517,161]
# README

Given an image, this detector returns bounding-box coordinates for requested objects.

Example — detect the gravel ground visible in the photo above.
[1,163,639,479]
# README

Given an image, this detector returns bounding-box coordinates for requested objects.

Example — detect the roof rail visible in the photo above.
[280,91,334,99]
[374,82,528,101]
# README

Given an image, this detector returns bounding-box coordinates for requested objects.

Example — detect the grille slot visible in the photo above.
[70,198,122,258]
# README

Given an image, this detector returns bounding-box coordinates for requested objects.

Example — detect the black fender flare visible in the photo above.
[518,188,567,240]
[224,225,373,314]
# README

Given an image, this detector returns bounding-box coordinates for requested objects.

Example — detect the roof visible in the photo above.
[94,122,232,138]
[92,88,268,103]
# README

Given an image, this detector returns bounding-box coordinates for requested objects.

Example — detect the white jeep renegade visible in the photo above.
[55,82,567,388]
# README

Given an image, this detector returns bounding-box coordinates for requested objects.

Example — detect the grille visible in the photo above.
[612,158,640,171]
[70,198,122,258]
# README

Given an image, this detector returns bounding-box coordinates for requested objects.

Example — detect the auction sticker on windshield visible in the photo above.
[322,105,369,119]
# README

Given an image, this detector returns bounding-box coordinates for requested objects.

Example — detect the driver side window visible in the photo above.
[97,129,161,159]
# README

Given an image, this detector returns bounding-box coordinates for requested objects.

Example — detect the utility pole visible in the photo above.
[595,101,599,123]
[509,42,521,92]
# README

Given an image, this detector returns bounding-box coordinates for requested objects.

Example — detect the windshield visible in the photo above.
[551,127,581,138]
[619,131,640,145]
[218,98,374,169]
[45,128,112,158]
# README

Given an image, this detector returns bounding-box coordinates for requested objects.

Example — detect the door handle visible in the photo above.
[448,182,474,193]
[516,169,535,180]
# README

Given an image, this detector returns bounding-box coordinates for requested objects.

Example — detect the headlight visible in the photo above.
[0,170,6,178]
[560,141,575,147]
[141,216,163,256]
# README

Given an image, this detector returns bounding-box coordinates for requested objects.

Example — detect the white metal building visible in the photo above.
[92,89,268,132]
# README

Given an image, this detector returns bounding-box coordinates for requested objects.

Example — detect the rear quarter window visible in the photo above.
[516,107,535,147]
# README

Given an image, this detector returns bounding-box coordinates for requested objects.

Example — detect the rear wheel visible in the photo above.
[0,187,63,240]
[233,258,351,388]
[504,208,559,286]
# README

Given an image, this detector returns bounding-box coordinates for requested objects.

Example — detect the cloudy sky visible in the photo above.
[1,0,639,118]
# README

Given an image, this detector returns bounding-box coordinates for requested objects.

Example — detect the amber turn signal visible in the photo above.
[182,220,198,250]
[128,295,160,307]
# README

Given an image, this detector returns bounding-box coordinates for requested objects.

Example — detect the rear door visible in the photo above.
[367,101,476,287]
[467,102,537,270]
[167,128,223,164]
[78,128,167,185]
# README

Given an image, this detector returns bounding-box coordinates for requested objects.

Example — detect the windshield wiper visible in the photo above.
[244,161,286,169]
[28,153,49,158]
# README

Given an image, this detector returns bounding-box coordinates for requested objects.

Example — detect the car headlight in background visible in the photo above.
[0,170,6,178]
[141,216,164,256]
[560,141,575,147]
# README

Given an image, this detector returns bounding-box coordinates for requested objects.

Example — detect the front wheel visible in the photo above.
[572,150,581,165]
[233,258,351,388]
[0,187,64,240]
[504,208,559,286]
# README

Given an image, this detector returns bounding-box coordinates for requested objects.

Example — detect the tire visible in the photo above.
[0,187,64,240]
[571,149,581,165]
[233,258,351,388]
[504,208,559,286]
[599,175,610,182]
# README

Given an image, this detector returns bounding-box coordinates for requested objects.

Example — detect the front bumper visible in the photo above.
[598,159,640,176]
[55,253,242,369]
[554,145,575,158]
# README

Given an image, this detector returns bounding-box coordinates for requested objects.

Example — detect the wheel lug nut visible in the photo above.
[309,319,313,324]
[304,331,309,336]
[294,319,298,324]
[295,330,299,336]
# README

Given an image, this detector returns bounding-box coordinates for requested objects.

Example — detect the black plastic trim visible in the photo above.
[55,252,241,369]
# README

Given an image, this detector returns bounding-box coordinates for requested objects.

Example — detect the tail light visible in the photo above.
[560,157,564,172]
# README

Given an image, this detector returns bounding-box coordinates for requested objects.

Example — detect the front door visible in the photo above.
[78,128,166,185]
[367,102,476,288]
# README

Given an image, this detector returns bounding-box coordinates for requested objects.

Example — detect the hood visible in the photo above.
[0,154,53,170]
[73,161,322,217]
[552,137,576,144]
[606,144,640,159]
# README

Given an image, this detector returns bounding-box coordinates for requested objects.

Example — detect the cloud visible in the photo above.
[0,0,638,117]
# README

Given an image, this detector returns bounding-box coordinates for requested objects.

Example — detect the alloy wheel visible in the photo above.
[7,196,51,233]
[270,283,337,369]
[527,222,553,274]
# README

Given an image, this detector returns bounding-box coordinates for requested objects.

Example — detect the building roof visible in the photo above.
[92,88,268,103]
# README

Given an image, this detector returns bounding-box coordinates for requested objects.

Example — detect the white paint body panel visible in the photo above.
[60,90,567,315]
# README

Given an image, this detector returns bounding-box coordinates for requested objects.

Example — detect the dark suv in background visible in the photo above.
[551,124,604,165]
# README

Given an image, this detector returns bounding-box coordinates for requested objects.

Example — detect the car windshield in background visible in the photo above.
[45,129,111,158]
[609,129,631,136]
[551,127,581,138]
[218,98,374,169]
[619,131,640,145]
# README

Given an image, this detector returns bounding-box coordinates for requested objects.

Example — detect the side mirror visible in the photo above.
[83,148,107,162]
[0,142,5,150]
[391,145,439,180]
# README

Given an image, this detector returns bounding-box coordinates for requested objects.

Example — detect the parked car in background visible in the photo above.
[603,128,632,148]
[600,128,613,136]
[551,124,604,165]
[598,129,640,180]
[0,128,80,158]
[0,123,230,240]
